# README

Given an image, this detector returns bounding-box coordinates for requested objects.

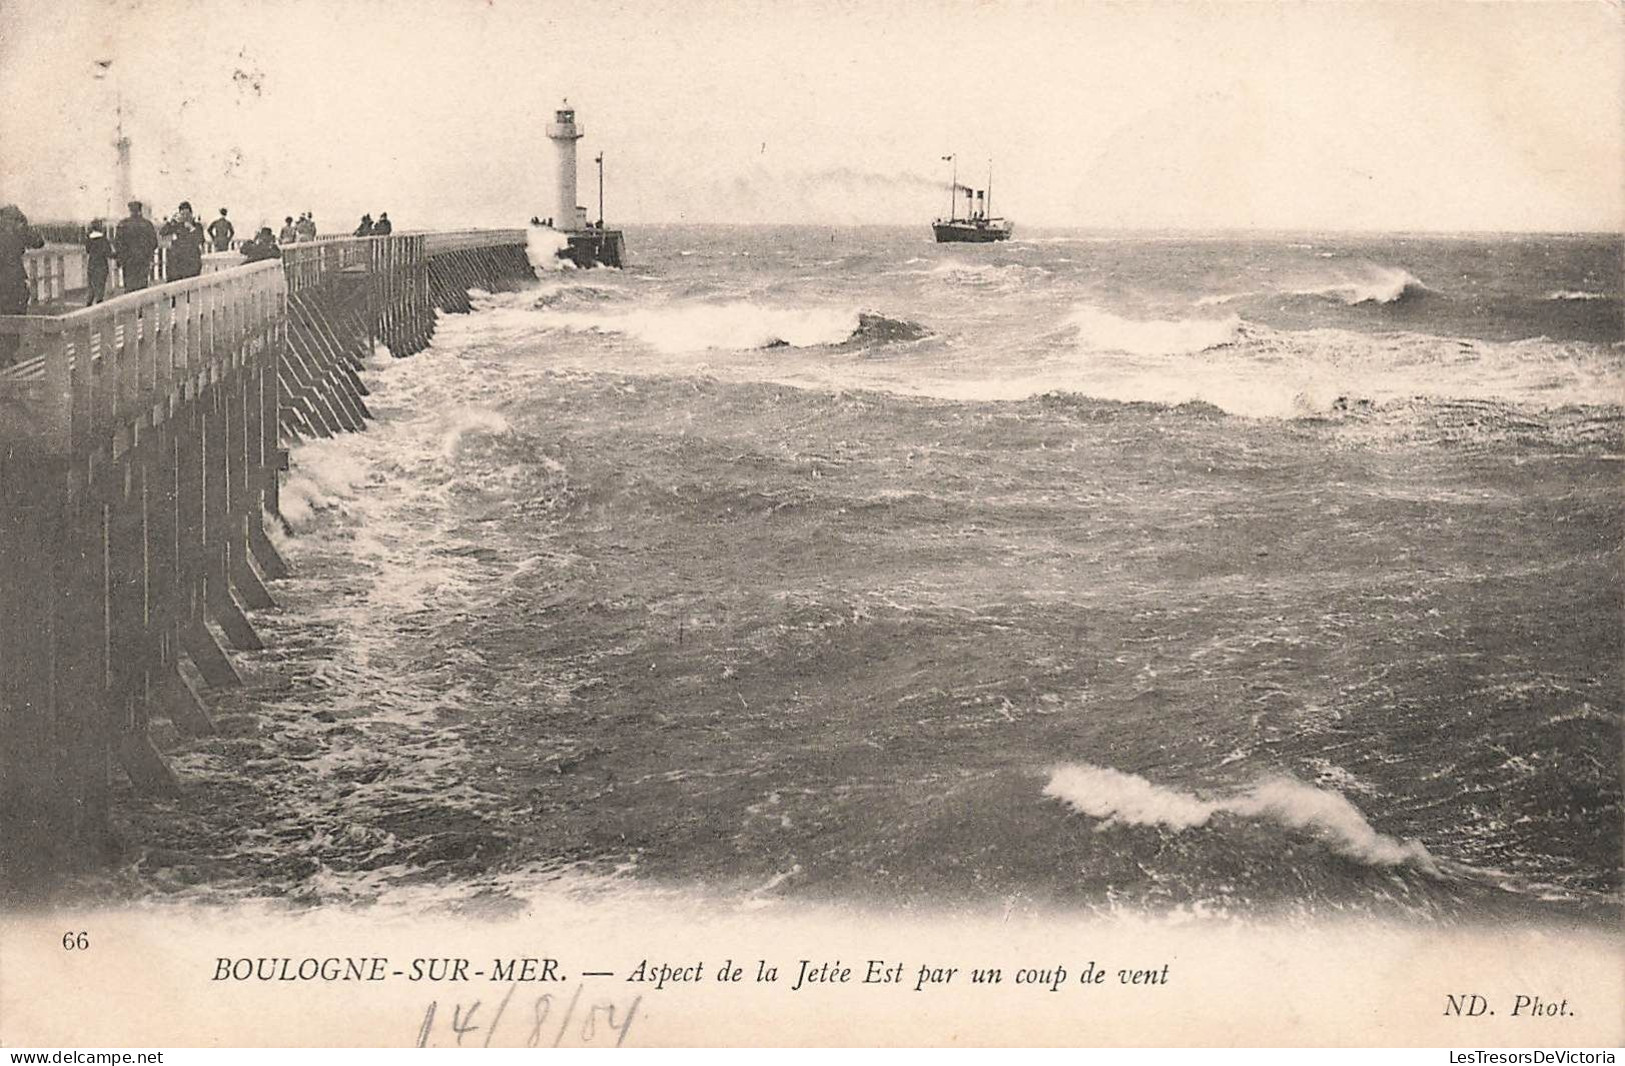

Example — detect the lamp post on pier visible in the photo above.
[595,152,604,228]
[94,58,133,216]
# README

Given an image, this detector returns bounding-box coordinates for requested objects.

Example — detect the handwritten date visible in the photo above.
[416,983,641,1048]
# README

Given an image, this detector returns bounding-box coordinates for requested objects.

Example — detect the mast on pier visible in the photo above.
[114,97,132,208]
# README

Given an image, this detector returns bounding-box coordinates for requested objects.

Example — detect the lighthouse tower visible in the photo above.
[539,98,626,268]
[545,101,587,232]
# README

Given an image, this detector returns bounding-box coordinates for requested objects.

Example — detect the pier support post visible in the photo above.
[116,727,180,796]
[181,620,241,688]
[203,387,261,652]
[150,663,214,735]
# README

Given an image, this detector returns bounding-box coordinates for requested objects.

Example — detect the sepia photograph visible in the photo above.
[1,0,1621,1050]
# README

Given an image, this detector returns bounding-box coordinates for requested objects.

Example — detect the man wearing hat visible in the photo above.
[114,200,158,292]
[161,201,205,280]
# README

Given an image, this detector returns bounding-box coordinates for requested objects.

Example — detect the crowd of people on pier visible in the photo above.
[0,198,406,337]
[281,213,318,243]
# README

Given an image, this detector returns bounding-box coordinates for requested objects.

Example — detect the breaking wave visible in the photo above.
[1193,291,1255,307]
[525,226,572,276]
[532,283,626,309]
[1065,304,1244,356]
[438,408,510,459]
[532,301,863,353]
[277,440,374,530]
[925,259,1044,286]
[1546,290,1608,301]
[1045,323,1625,420]
[1293,266,1427,305]
[1044,763,1438,872]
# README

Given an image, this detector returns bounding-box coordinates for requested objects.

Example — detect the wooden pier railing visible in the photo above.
[21,246,84,305]
[25,244,252,308]
[1,227,539,889]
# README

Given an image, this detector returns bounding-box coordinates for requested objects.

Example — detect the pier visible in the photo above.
[0,229,534,886]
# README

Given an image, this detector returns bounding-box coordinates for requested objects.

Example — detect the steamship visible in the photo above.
[932,155,1012,243]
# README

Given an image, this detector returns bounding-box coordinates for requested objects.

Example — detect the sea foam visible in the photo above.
[1044,763,1438,872]
[533,301,862,353]
[438,408,511,459]
[278,440,375,530]
[1292,265,1426,305]
[1065,304,1244,356]
[526,226,572,276]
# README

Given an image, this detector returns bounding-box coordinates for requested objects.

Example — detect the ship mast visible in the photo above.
[986,159,993,220]
[942,154,957,221]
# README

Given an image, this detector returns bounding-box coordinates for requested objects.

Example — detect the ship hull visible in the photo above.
[932,221,1013,243]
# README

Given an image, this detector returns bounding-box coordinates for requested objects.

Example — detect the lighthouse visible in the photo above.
[540,99,626,267]
[545,100,587,232]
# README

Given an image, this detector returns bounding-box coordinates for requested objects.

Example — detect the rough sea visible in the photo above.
[94,225,1623,925]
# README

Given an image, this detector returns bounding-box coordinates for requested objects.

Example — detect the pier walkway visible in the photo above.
[0,228,533,886]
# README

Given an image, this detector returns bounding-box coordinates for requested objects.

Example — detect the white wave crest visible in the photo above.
[1047,321,1625,419]
[926,259,1036,284]
[526,226,572,276]
[533,301,861,354]
[1044,763,1437,871]
[438,408,511,459]
[1546,290,1608,301]
[1193,291,1255,307]
[1293,266,1425,305]
[279,440,374,530]
[1046,763,1215,828]
[1065,304,1244,356]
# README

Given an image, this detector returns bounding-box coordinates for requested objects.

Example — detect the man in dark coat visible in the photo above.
[114,200,159,291]
[207,207,235,252]
[372,212,392,235]
[161,201,205,280]
[85,218,115,305]
[0,203,46,366]
[354,214,374,237]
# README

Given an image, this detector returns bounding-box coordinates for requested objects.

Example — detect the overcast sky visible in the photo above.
[1,0,1620,232]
